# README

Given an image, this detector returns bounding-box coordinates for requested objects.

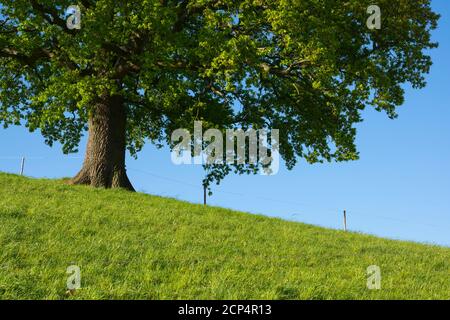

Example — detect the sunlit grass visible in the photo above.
[0,172,448,300]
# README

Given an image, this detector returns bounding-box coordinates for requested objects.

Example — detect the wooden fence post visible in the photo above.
[20,157,25,176]
[343,210,347,231]
[203,185,207,206]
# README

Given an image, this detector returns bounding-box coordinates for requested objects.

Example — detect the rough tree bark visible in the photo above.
[70,94,135,191]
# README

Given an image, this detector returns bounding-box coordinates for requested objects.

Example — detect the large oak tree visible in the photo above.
[0,1,439,191]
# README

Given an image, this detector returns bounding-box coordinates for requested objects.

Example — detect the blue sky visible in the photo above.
[1,1,449,246]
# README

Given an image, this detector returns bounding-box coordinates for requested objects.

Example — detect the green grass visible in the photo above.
[0,172,448,300]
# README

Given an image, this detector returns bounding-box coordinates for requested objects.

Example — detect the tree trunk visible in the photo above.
[70,95,135,191]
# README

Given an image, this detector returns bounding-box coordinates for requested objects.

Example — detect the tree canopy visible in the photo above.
[0,0,439,190]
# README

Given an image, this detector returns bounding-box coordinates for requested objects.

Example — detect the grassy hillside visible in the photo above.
[0,172,448,300]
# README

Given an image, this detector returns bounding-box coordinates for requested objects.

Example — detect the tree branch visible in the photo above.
[0,47,53,65]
